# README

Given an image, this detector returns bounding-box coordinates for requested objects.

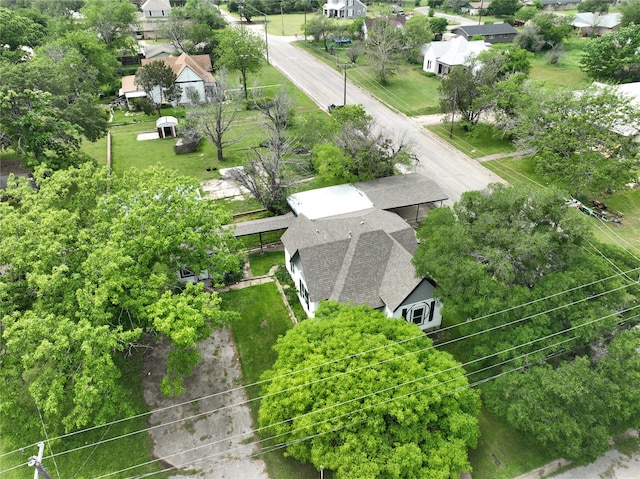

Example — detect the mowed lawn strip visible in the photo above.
[222,283,329,479]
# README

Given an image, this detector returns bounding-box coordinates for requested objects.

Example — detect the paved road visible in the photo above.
[259,32,503,204]
[415,6,480,26]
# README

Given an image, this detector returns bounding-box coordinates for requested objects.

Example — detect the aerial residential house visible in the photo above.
[133,0,172,39]
[423,36,489,76]
[120,53,216,107]
[363,16,407,40]
[236,174,446,331]
[450,23,518,43]
[462,1,491,16]
[572,12,622,36]
[533,0,582,11]
[322,0,367,19]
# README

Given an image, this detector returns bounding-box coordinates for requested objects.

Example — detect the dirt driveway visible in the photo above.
[141,329,269,478]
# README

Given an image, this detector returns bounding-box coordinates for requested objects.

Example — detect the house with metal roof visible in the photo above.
[423,36,490,76]
[572,12,622,37]
[450,23,518,43]
[277,174,447,330]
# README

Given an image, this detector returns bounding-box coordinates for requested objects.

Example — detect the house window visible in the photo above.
[162,10,165,16]
[401,301,435,326]
[347,8,353,16]
[299,279,310,308]
[149,10,152,16]
[179,267,196,279]
[427,60,432,69]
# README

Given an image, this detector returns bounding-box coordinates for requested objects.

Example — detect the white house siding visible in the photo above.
[284,249,319,317]
[385,280,442,331]
[176,67,207,104]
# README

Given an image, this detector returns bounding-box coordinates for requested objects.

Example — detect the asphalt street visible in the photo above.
[253,29,505,204]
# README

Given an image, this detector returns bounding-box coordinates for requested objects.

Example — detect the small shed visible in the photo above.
[156,116,178,139]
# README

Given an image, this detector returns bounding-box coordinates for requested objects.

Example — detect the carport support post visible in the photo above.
[259,232,264,254]
[415,203,420,223]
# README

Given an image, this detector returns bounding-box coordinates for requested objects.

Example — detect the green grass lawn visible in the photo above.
[248,250,284,276]
[529,37,591,90]
[222,283,328,479]
[470,406,557,479]
[428,122,517,159]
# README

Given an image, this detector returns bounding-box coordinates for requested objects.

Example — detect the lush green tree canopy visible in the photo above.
[259,303,481,479]
[499,85,640,196]
[402,15,434,64]
[580,24,640,82]
[0,6,46,62]
[312,104,410,182]
[484,329,640,463]
[0,163,244,439]
[620,0,640,26]
[413,184,637,369]
[80,0,138,50]
[216,27,266,99]
[488,0,521,16]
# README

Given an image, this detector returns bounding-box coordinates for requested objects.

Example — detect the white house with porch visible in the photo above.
[277,175,447,331]
[423,36,489,76]
[120,53,216,108]
[322,0,367,19]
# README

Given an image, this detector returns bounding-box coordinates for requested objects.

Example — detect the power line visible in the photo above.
[35,302,640,479]
[3,264,638,466]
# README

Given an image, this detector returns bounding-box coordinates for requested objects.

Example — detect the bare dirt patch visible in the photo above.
[141,328,269,479]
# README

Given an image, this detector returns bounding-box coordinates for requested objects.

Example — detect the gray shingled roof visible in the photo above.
[232,213,295,237]
[282,208,421,309]
[354,173,448,210]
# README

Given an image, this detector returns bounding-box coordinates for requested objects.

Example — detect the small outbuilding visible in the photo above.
[156,116,178,139]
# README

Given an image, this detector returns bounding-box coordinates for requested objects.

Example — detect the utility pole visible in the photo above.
[449,87,457,138]
[280,0,285,35]
[478,0,484,25]
[28,442,52,479]
[264,13,269,63]
[336,63,350,106]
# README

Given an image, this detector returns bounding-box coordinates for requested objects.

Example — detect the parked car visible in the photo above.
[332,38,352,45]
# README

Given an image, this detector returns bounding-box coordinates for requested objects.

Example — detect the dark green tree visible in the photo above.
[488,0,521,16]
[216,27,266,99]
[620,0,640,26]
[578,0,612,13]
[0,6,45,62]
[80,0,138,50]
[580,24,640,82]
[0,163,244,440]
[135,61,181,117]
[259,302,481,479]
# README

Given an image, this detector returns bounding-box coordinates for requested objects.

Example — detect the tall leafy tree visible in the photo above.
[412,184,637,372]
[366,17,404,84]
[488,0,521,16]
[312,104,411,182]
[259,302,481,479]
[303,13,335,51]
[0,163,244,439]
[216,27,266,99]
[80,0,138,50]
[501,85,640,196]
[0,6,45,62]
[620,0,640,26]
[402,14,434,64]
[580,24,640,82]
[135,60,181,117]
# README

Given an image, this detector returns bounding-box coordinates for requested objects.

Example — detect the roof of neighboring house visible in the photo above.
[141,0,171,11]
[144,43,175,58]
[120,75,146,97]
[426,36,489,67]
[467,1,491,8]
[282,208,422,309]
[452,23,518,37]
[141,53,215,83]
[572,12,622,29]
[539,0,578,4]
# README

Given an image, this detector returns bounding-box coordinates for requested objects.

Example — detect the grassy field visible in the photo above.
[428,122,517,159]
[81,64,319,180]
[222,283,329,479]
[248,250,284,276]
[529,37,592,90]
[470,406,557,479]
